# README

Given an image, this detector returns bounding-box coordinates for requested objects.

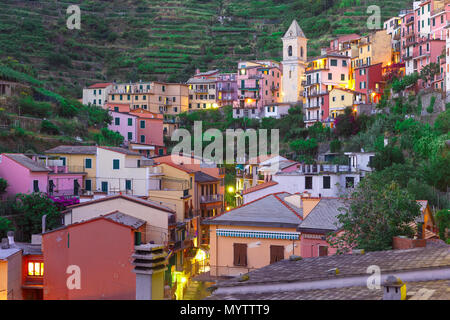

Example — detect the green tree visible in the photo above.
[0,216,13,239]
[0,178,7,194]
[420,63,440,87]
[12,193,61,241]
[369,145,405,171]
[435,209,450,240]
[328,179,421,252]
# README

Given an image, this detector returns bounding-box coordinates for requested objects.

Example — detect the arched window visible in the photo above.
[288,45,292,57]
[301,47,304,58]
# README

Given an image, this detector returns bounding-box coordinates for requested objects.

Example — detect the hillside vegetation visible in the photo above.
[0,0,411,97]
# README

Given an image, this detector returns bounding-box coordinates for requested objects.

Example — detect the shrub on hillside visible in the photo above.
[40,120,59,135]
[17,96,52,118]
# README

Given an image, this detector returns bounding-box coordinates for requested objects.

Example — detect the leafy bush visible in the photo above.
[0,178,7,194]
[91,128,124,146]
[435,209,450,240]
[426,96,435,114]
[17,96,52,118]
[40,120,59,135]
[330,139,341,153]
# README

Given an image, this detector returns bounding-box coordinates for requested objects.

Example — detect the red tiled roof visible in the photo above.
[88,83,112,89]
[242,181,278,195]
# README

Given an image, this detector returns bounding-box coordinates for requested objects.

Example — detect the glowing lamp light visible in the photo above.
[212,103,218,108]
[181,277,187,284]
[227,186,235,193]
[226,206,231,211]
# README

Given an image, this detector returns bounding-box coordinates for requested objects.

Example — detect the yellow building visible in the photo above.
[45,145,97,192]
[187,69,220,110]
[356,30,392,69]
[329,88,357,120]
[108,82,189,115]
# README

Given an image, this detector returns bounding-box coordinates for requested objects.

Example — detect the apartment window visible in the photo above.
[330,59,337,66]
[128,132,133,140]
[270,245,284,264]
[98,99,102,105]
[342,60,347,67]
[345,177,355,188]
[113,159,120,170]
[140,120,145,128]
[101,181,108,193]
[341,74,345,81]
[120,95,123,101]
[162,85,165,92]
[33,180,39,192]
[319,246,328,257]
[85,179,92,191]
[93,99,96,105]
[114,117,120,125]
[127,95,130,101]
[93,89,96,95]
[112,95,115,101]
[85,158,92,169]
[172,97,176,102]
[140,135,145,143]
[125,180,132,191]
[332,96,336,102]
[128,118,133,126]
[114,106,118,112]
[328,73,332,80]
[323,176,331,189]
[27,261,44,276]
[305,176,313,189]
[341,95,345,101]
[233,243,247,266]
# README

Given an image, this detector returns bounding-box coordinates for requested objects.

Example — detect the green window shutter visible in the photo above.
[128,132,133,140]
[128,118,132,126]
[126,180,132,190]
[140,120,145,128]
[85,158,92,169]
[134,232,142,245]
[115,117,120,125]
[85,179,92,191]
[113,159,120,169]
[101,181,108,192]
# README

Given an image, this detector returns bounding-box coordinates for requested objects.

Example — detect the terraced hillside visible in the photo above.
[0,0,411,97]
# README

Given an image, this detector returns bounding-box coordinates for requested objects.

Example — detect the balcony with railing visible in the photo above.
[200,194,223,204]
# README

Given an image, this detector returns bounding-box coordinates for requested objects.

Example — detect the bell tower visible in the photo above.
[282,20,308,104]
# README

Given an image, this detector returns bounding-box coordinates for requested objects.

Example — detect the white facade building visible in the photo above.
[242,152,375,204]
[82,83,113,108]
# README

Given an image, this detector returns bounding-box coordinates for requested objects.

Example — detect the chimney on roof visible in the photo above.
[1,238,10,249]
[7,231,14,246]
[132,244,168,300]
[382,276,406,300]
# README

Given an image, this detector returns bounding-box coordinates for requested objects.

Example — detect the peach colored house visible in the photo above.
[205,193,351,276]
[204,192,304,277]
[43,212,146,300]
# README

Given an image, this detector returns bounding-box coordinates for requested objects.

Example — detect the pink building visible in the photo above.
[43,212,146,300]
[108,111,138,144]
[304,53,351,127]
[130,109,164,147]
[0,153,85,198]
[233,60,282,119]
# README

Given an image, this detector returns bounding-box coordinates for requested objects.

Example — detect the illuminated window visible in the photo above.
[28,262,44,276]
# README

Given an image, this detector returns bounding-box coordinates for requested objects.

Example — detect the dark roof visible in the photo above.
[4,154,50,172]
[241,181,278,195]
[203,193,302,228]
[99,146,141,156]
[45,145,97,155]
[195,171,219,183]
[210,246,450,289]
[206,279,450,300]
[105,211,146,229]
[297,198,347,232]
[63,194,175,214]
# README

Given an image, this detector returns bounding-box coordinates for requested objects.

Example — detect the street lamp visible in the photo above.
[227,186,234,193]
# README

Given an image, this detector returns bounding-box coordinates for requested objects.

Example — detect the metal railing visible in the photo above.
[200,194,223,204]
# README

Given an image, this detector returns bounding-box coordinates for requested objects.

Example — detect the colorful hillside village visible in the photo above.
[1,0,450,301]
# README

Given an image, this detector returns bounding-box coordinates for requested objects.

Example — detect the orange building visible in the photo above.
[42,212,146,300]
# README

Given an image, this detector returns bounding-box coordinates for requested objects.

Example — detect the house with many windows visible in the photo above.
[82,83,113,108]
[233,60,282,119]
[187,69,220,110]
